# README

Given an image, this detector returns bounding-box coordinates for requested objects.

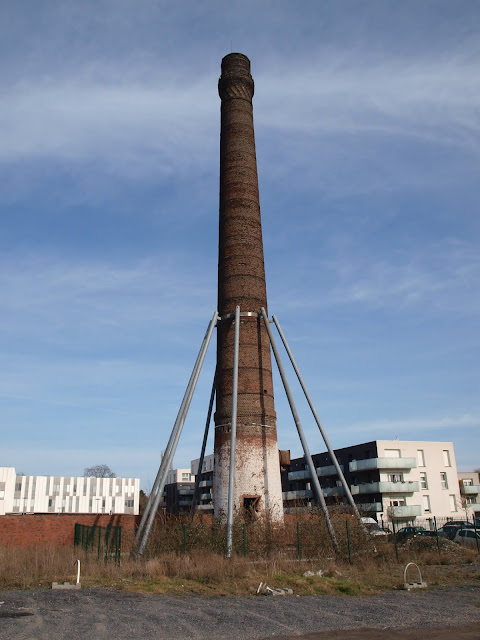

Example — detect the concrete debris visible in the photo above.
[52,582,81,590]
[302,570,325,577]
[256,583,293,596]
[266,587,294,596]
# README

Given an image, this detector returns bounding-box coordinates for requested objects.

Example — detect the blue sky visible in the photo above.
[1,1,479,489]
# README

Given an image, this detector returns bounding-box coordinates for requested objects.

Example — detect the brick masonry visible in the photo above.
[214,53,284,520]
[0,514,138,549]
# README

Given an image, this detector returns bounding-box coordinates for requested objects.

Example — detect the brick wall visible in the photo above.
[0,513,138,549]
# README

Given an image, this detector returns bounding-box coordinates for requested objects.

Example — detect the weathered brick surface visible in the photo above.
[214,53,284,519]
[0,514,138,549]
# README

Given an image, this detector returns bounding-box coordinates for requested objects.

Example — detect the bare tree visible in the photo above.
[83,464,116,478]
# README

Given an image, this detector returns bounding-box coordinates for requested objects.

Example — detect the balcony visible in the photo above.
[287,464,344,481]
[351,481,419,495]
[389,505,422,518]
[460,485,480,495]
[349,458,417,472]
[357,502,383,512]
[283,487,344,501]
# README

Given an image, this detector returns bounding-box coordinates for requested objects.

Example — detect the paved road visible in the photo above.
[0,585,479,639]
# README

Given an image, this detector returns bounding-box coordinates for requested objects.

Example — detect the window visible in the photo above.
[125,499,134,508]
[0,490,4,499]
[13,498,20,507]
[417,449,425,467]
[440,472,448,489]
[390,499,406,507]
[181,473,191,482]
[53,483,60,493]
[388,473,404,483]
[48,498,53,507]
[466,497,475,505]
[15,482,22,492]
[443,450,451,467]
[422,495,431,513]
[463,478,473,486]
[449,494,457,512]
[420,472,428,489]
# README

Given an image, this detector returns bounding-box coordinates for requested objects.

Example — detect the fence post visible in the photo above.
[183,523,187,555]
[297,521,302,560]
[242,523,247,557]
[392,520,399,561]
[346,519,353,565]
[433,516,440,553]
[97,525,101,560]
[474,520,480,555]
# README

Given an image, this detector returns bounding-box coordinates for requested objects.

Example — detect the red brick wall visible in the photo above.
[0,514,138,549]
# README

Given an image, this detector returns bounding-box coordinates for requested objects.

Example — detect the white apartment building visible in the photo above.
[458,471,480,520]
[283,440,464,523]
[0,467,140,516]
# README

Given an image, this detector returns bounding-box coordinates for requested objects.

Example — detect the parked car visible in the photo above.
[395,526,426,543]
[439,524,474,540]
[416,530,447,538]
[444,520,473,528]
[454,528,480,549]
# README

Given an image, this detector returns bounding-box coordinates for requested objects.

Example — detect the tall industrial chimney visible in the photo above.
[214,53,284,520]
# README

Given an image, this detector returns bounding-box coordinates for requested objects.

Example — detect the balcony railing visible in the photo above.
[287,464,344,481]
[389,505,422,518]
[351,481,419,495]
[357,502,383,512]
[349,457,417,472]
[460,485,480,495]
[283,487,344,501]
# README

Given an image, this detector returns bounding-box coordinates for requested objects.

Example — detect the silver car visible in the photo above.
[454,527,480,549]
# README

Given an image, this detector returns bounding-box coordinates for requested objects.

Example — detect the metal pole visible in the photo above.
[297,521,302,560]
[226,305,240,558]
[434,516,440,553]
[346,519,353,564]
[272,314,362,522]
[191,370,216,519]
[132,312,218,554]
[136,311,218,556]
[260,308,339,553]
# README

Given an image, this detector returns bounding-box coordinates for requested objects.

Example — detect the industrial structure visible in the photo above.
[133,53,364,556]
[214,52,284,520]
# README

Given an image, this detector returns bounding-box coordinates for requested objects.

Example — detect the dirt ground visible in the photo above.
[0,585,479,640]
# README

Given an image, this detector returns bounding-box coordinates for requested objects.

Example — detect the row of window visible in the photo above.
[417,448,451,467]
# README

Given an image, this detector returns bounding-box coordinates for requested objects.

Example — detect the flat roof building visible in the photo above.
[0,467,140,516]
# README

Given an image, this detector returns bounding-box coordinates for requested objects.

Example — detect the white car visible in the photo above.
[454,527,480,549]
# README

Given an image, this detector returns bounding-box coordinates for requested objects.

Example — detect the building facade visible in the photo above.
[282,440,463,524]
[0,468,140,515]
[458,471,480,520]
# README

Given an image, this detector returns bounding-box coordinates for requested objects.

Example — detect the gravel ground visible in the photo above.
[0,585,479,640]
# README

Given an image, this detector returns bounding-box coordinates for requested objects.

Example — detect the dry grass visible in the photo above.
[1,514,478,594]
[0,543,478,596]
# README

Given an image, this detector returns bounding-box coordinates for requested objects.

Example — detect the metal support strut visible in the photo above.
[260,308,339,553]
[226,305,240,558]
[272,315,363,524]
[190,370,216,518]
[132,311,218,556]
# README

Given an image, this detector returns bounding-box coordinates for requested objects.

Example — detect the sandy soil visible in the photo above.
[0,585,478,640]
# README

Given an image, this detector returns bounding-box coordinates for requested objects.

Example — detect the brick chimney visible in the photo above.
[214,53,284,520]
